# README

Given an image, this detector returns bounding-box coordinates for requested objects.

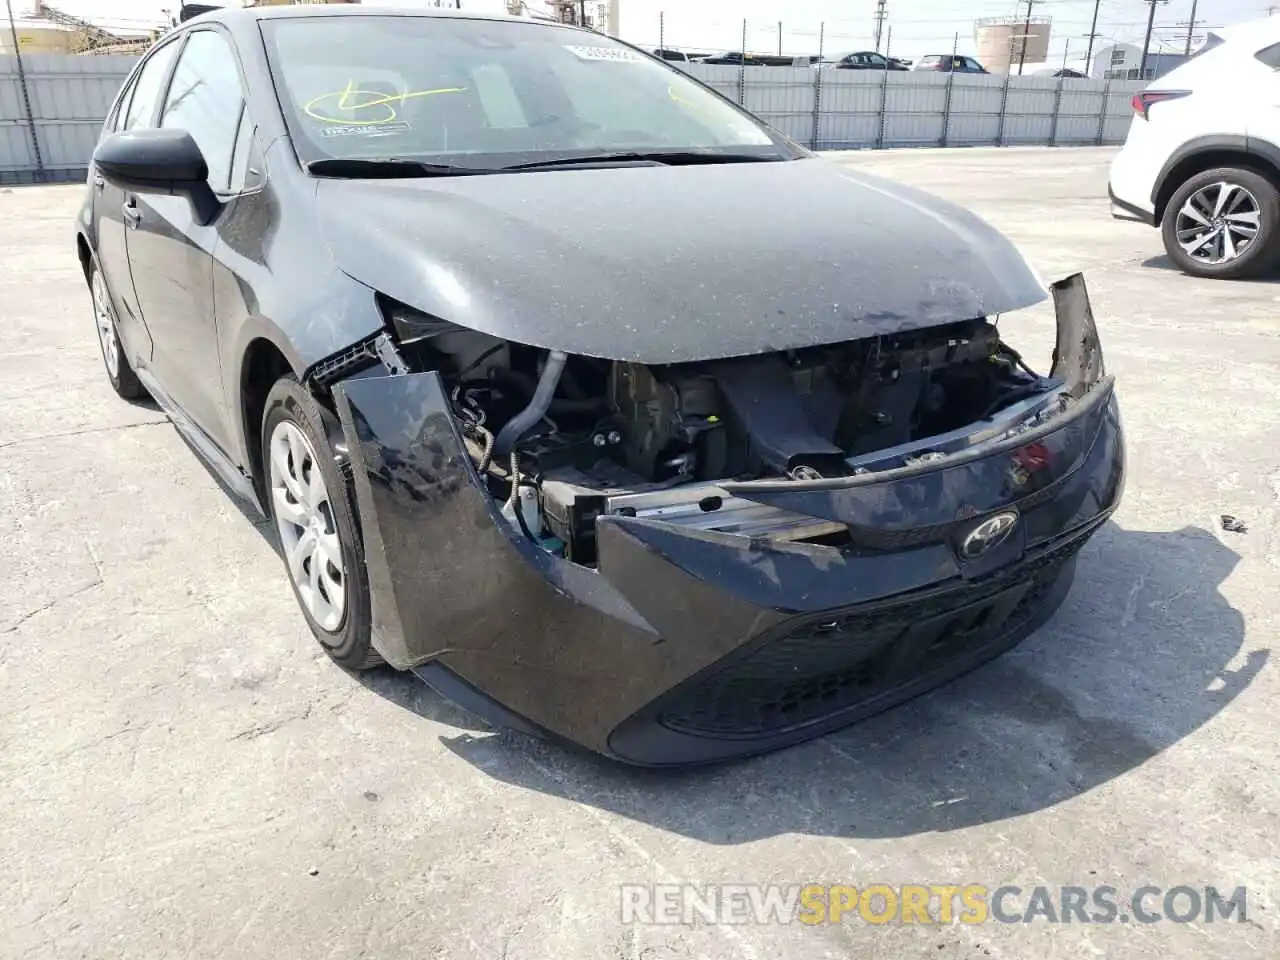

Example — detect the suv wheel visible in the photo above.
[89,261,145,400]
[261,376,381,671]
[1161,167,1280,279]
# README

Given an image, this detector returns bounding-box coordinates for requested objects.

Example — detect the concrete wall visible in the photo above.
[0,54,1144,184]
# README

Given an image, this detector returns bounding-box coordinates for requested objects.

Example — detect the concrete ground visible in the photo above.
[2,147,1277,959]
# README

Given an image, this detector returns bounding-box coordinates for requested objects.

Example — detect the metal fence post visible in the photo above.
[737,18,747,105]
[5,0,45,183]
[940,33,958,147]
[995,72,1011,147]
[1094,79,1111,145]
[875,60,889,149]
[810,22,824,150]
[1048,76,1064,146]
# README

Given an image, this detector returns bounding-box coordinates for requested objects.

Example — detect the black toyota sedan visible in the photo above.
[76,5,1124,766]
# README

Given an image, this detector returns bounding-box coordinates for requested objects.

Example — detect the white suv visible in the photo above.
[1109,17,1280,278]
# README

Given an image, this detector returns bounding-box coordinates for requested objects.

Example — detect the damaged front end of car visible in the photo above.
[322,273,1123,765]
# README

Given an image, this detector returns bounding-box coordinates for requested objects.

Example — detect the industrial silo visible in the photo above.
[974,15,1052,74]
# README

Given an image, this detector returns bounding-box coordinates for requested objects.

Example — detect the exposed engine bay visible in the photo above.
[394,316,1068,566]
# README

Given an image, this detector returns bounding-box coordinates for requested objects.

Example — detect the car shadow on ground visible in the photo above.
[1141,254,1280,281]
[363,521,1263,842]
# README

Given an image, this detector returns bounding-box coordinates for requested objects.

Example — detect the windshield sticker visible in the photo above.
[304,80,467,126]
[319,122,413,138]
[563,45,646,63]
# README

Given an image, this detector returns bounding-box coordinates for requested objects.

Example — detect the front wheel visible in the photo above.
[262,376,380,671]
[1161,167,1280,279]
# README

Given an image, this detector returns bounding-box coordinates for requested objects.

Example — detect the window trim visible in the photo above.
[157,23,263,200]
[106,33,181,133]
[117,33,187,133]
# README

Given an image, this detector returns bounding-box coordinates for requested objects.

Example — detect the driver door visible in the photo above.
[124,27,248,450]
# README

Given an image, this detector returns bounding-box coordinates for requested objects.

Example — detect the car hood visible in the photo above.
[315,157,1046,364]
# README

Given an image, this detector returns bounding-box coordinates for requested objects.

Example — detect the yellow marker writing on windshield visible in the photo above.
[304,79,468,126]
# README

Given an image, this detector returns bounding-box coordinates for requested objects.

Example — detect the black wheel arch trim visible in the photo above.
[1152,134,1280,214]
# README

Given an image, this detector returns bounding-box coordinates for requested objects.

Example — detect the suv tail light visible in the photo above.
[1131,90,1191,120]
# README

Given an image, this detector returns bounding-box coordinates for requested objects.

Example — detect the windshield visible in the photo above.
[260,16,792,169]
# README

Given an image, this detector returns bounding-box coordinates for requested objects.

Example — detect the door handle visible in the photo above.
[122,199,141,228]
[93,175,104,191]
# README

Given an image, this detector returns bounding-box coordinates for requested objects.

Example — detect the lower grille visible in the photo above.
[658,542,1080,738]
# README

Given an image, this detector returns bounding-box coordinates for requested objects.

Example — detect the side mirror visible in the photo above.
[93,129,222,225]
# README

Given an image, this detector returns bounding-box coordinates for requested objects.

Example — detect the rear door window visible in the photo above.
[121,40,181,131]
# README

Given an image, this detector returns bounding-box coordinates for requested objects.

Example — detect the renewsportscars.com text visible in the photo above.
[619,883,1249,926]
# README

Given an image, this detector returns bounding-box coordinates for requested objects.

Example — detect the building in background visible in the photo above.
[2,2,161,54]
[540,0,618,32]
[1091,42,1187,80]
[0,17,79,53]
[974,15,1052,73]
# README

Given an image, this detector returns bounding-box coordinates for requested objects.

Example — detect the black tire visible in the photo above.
[88,259,146,400]
[261,376,381,671]
[1161,167,1280,279]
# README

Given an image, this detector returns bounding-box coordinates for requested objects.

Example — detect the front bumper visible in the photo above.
[333,276,1126,766]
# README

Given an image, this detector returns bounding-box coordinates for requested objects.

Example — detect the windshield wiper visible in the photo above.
[306,157,498,179]
[502,151,787,171]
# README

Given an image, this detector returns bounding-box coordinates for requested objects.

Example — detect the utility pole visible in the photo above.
[873,0,887,53]
[1182,0,1199,53]
[1083,0,1102,77]
[777,20,782,56]
[1139,0,1168,80]
[5,0,44,181]
[1017,0,1036,75]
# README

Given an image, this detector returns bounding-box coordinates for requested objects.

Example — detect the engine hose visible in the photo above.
[506,450,521,510]
[490,368,606,416]
[474,423,495,475]
[505,451,539,544]
[492,350,567,458]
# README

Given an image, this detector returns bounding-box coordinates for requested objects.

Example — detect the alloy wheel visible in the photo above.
[1175,181,1261,266]
[91,270,119,378]
[268,420,346,632]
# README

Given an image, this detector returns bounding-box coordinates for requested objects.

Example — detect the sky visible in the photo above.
[6,0,1279,63]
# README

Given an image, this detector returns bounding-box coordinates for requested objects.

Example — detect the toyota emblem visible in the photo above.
[960,511,1019,559]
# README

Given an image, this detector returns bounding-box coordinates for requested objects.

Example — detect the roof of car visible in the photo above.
[188,3,578,28]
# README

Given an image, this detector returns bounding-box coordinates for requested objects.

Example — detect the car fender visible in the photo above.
[1151,134,1280,215]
